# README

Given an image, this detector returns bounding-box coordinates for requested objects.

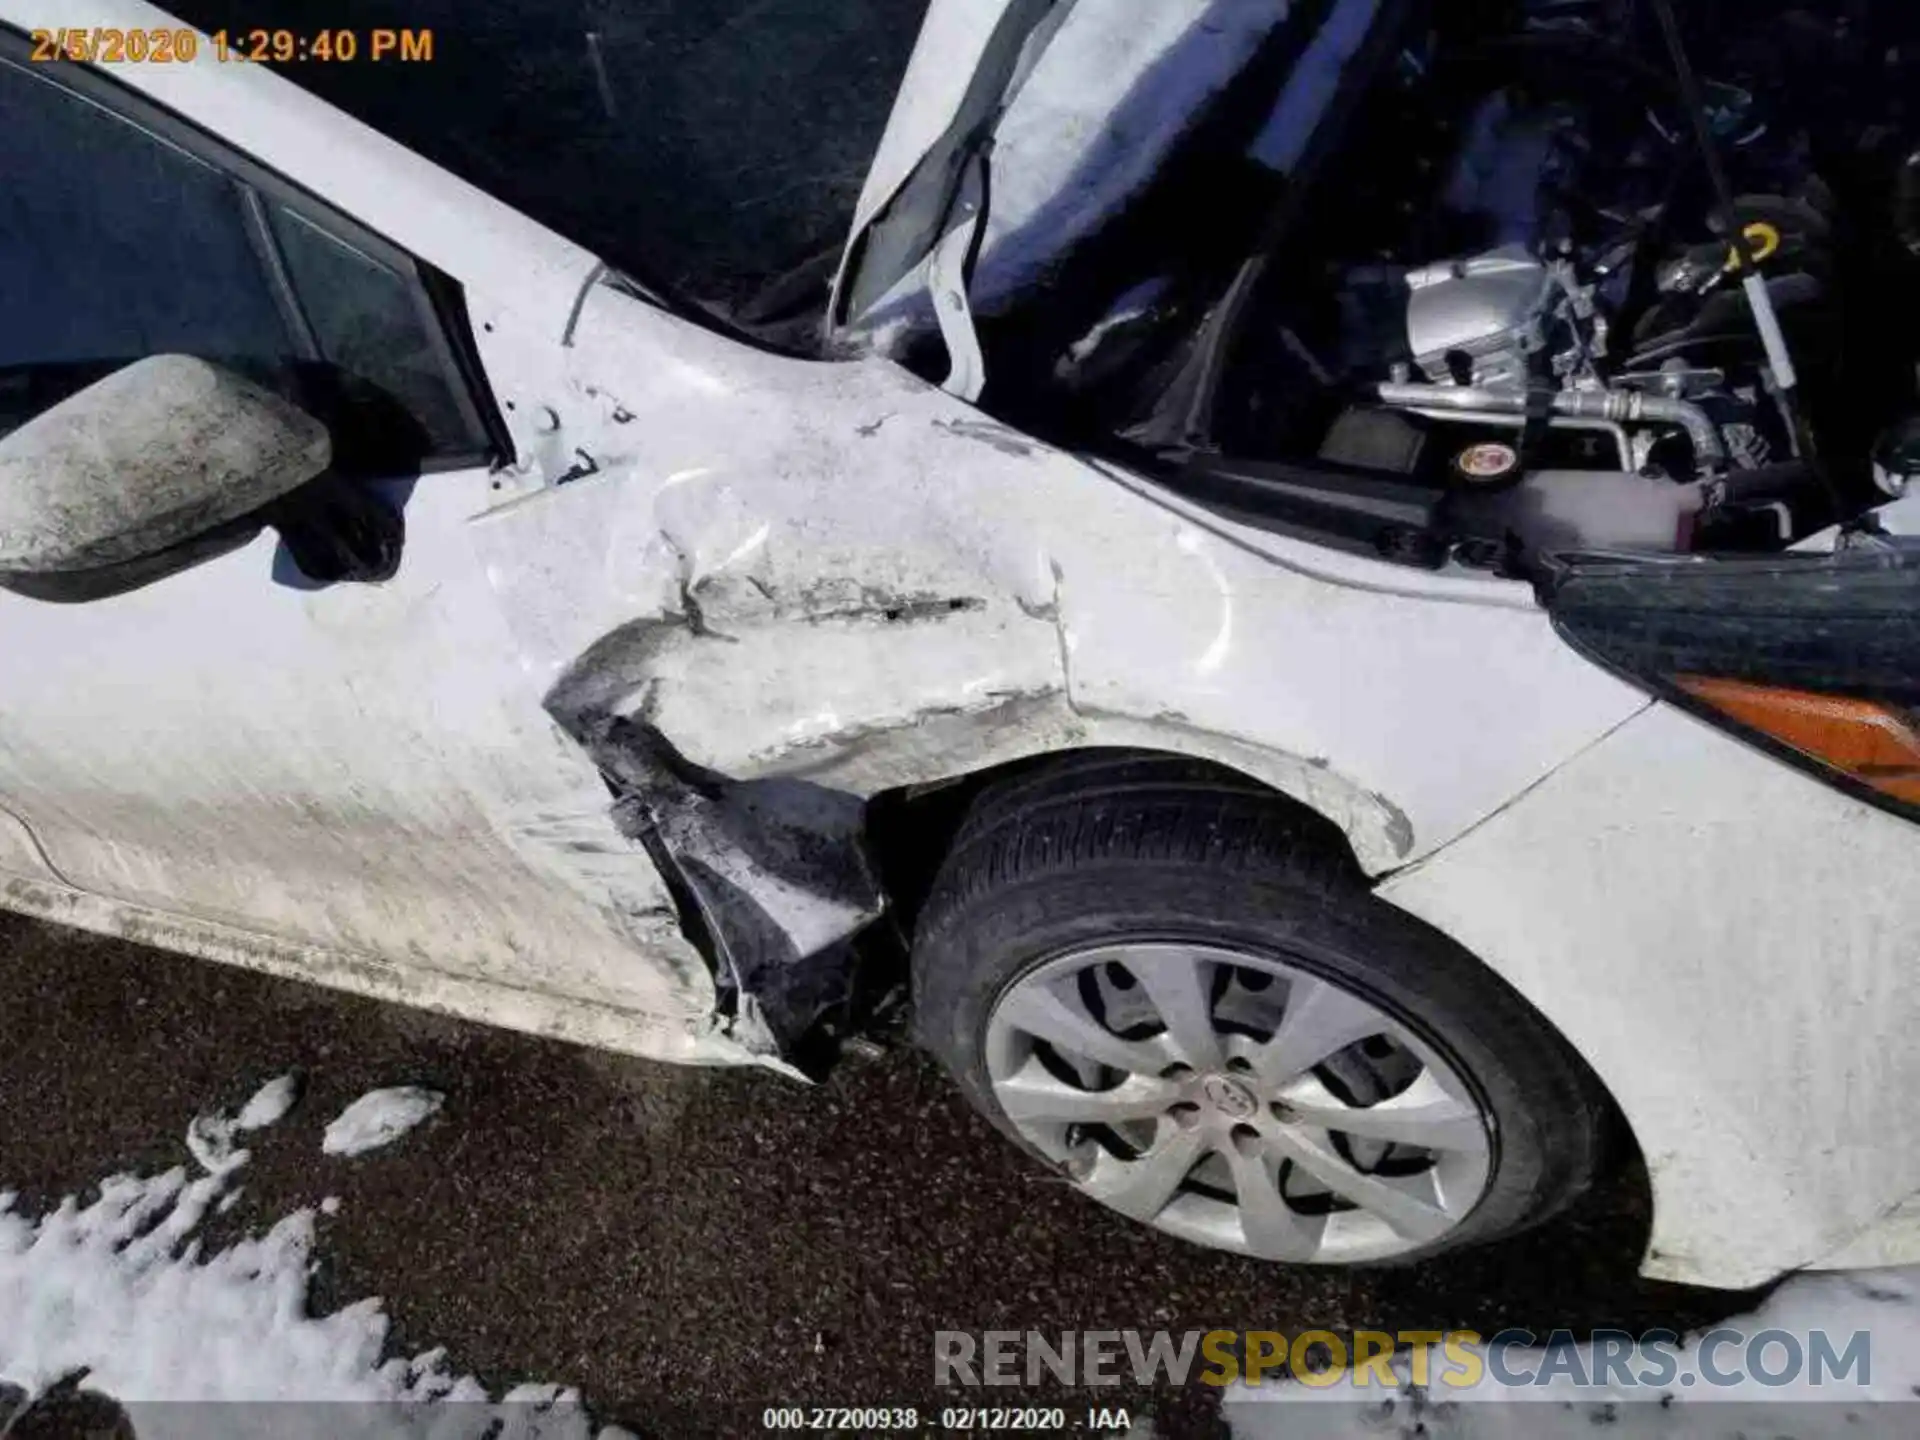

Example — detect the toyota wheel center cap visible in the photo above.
[1203,1074,1258,1118]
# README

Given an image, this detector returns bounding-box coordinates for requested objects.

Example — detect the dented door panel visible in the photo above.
[0,3,765,1066]
[0,469,720,1052]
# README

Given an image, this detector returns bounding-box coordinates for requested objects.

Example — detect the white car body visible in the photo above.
[2,0,1916,1290]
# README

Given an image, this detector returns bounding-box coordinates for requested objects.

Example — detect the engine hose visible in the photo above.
[1702,462,1816,510]
[1374,383,1728,471]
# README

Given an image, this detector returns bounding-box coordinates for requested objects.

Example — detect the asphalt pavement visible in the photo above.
[0,914,1756,1437]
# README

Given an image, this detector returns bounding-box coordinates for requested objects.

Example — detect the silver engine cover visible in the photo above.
[1404,245,1556,389]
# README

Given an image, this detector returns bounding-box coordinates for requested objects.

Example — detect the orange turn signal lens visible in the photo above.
[1674,676,1920,806]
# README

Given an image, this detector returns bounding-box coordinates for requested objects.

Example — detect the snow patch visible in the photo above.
[236,1071,301,1130]
[0,1165,622,1438]
[184,1072,302,1176]
[322,1087,444,1157]
[184,1113,248,1176]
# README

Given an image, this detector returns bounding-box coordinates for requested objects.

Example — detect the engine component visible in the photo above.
[1647,0,1833,532]
[1453,441,1521,486]
[1873,418,1920,499]
[1898,153,1920,262]
[1400,407,1631,472]
[1044,0,1920,567]
[1375,381,1728,473]
[1317,406,1427,475]
[1651,200,1832,304]
[1405,247,1566,388]
[1283,9,1867,534]
[1450,468,1707,558]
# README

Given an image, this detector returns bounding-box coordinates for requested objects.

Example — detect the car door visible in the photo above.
[0,31,717,1050]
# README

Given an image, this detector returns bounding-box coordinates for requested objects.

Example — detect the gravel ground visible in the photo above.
[0,914,1757,1438]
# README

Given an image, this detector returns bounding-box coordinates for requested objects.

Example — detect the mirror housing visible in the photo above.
[0,355,330,575]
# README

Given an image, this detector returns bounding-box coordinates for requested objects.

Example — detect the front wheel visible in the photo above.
[911,755,1614,1266]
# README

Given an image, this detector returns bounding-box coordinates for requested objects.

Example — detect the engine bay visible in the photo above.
[952,0,1920,576]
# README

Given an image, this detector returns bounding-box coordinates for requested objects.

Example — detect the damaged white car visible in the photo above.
[4,0,1920,1288]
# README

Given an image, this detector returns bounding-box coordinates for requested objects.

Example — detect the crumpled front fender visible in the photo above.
[466,282,1647,1062]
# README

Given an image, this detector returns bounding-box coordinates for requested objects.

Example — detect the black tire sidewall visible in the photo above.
[914,852,1609,1265]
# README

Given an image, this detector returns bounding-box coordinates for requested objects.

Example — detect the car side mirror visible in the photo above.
[0,355,330,581]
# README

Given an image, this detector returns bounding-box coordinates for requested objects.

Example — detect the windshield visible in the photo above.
[168,1,930,343]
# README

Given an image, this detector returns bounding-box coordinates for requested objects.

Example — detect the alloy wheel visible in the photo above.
[983,942,1493,1262]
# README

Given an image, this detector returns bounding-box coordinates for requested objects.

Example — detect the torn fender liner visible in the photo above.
[545,682,885,1063]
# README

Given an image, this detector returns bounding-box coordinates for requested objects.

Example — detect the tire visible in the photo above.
[912,752,1614,1266]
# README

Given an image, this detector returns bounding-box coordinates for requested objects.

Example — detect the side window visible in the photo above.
[0,47,492,471]
[267,208,474,456]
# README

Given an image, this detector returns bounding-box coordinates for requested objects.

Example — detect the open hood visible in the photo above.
[827,0,1920,578]
[827,0,1308,380]
[828,0,1068,340]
